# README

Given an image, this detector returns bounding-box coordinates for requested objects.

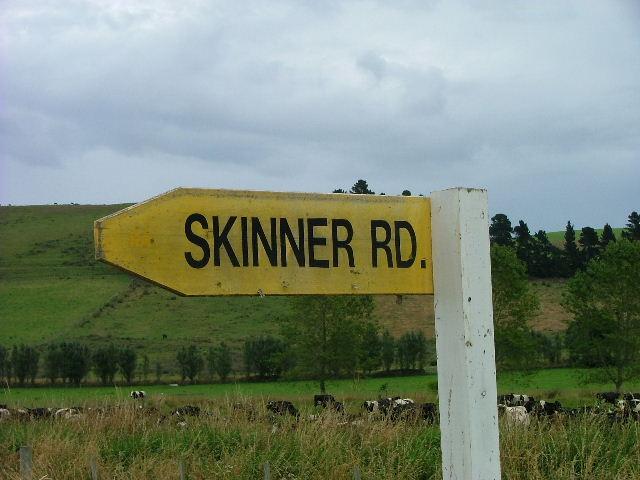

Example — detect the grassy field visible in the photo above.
[0,204,573,371]
[1,410,639,480]
[1,388,639,479]
[3,368,640,408]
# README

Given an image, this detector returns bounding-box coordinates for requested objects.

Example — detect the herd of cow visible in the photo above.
[497,392,640,425]
[1,391,639,426]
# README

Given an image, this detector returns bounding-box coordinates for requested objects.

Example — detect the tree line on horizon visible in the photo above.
[489,211,640,278]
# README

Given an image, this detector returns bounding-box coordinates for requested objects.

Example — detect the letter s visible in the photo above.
[185,213,210,268]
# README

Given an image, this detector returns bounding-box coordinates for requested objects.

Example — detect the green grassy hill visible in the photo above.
[546,227,624,246]
[0,204,441,367]
[0,204,570,369]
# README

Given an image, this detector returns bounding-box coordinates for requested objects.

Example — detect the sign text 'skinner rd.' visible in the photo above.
[184,215,420,270]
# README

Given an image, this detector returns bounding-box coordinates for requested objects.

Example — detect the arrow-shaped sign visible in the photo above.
[94,188,433,296]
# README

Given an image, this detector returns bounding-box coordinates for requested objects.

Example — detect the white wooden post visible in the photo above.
[431,188,501,480]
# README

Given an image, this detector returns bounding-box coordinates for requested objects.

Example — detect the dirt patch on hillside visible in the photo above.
[530,278,572,332]
[374,295,435,338]
[374,279,571,338]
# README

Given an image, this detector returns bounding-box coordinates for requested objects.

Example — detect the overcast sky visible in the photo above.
[1,1,638,231]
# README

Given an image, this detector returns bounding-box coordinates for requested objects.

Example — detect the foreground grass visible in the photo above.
[0,400,638,480]
[4,368,640,408]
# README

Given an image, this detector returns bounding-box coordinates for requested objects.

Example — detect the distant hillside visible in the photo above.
[0,204,569,368]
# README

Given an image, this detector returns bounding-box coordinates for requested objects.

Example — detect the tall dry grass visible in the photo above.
[0,398,638,479]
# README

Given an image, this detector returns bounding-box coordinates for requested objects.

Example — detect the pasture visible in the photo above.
[2,369,640,479]
[4,368,640,408]
[1,390,639,479]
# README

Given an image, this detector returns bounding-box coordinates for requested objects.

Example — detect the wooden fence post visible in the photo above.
[353,465,361,480]
[179,459,186,480]
[89,457,99,480]
[263,462,271,480]
[20,446,33,480]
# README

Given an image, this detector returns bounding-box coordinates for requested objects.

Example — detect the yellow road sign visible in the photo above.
[94,188,433,295]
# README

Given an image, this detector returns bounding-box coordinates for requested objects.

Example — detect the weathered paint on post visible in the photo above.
[94,188,433,296]
[431,188,501,479]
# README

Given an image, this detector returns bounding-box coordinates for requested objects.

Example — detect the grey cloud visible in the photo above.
[1,0,639,230]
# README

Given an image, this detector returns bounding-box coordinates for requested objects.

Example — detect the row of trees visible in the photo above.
[176,343,233,383]
[489,211,640,278]
[0,327,432,387]
[172,327,430,388]
[0,342,139,387]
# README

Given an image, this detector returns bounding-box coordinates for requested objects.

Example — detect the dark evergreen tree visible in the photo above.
[489,214,514,246]
[349,179,375,195]
[579,227,600,264]
[622,211,640,241]
[564,221,581,274]
[600,223,616,248]
[401,190,411,196]
[528,230,564,277]
[514,220,536,272]
[332,188,346,194]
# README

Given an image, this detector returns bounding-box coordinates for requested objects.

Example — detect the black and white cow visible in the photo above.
[130,390,146,400]
[313,394,344,412]
[0,407,10,422]
[362,400,380,413]
[27,407,52,419]
[536,400,563,416]
[498,394,535,407]
[596,392,620,404]
[54,407,84,420]
[266,400,299,418]
[498,405,530,425]
[419,403,438,423]
[171,405,201,417]
[378,397,402,415]
[389,398,416,420]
